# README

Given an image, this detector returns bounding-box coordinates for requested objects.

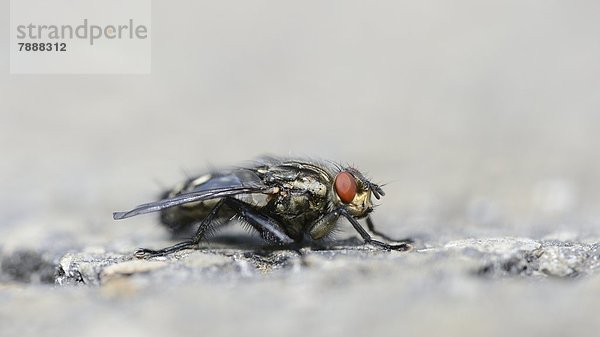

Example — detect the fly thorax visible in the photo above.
[286,176,328,198]
[271,176,329,218]
[235,193,271,207]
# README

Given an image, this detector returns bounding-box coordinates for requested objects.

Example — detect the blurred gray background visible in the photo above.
[2,0,599,250]
[1,2,599,336]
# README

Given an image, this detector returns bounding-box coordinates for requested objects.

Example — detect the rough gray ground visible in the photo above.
[33,237,600,286]
[2,1,600,337]
[1,233,599,337]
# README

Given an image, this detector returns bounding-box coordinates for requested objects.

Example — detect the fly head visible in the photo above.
[332,167,385,218]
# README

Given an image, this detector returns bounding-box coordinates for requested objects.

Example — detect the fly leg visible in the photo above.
[340,209,412,251]
[134,199,226,259]
[366,215,414,245]
[224,198,295,246]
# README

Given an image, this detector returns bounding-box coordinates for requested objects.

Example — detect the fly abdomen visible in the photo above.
[158,194,206,237]
[158,171,262,237]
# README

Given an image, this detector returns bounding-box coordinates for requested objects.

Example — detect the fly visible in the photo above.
[113,157,412,258]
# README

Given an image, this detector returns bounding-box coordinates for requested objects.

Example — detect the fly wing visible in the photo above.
[113,169,272,220]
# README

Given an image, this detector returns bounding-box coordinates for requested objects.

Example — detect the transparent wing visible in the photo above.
[113,169,272,220]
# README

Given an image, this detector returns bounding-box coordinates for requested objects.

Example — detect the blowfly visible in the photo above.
[113,157,412,258]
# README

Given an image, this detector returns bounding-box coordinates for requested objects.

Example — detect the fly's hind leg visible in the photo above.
[134,199,226,259]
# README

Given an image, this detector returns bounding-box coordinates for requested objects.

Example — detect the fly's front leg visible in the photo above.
[134,199,226,259]
[340,209,412,251]
[224,198,295,246]
[366,215,414,245]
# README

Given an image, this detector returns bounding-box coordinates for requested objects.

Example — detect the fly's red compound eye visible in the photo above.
[334,171,357,204]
